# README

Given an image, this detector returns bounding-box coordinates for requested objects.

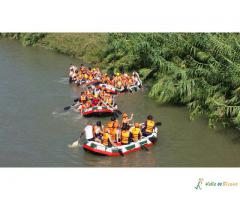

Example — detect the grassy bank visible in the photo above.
[2,32,240,128]
[0,33,107,64]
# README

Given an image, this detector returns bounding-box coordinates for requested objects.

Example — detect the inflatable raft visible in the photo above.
[96,84,118,94]
[83,127,158,156]
[82,105,115,117]
[74,78,101,86]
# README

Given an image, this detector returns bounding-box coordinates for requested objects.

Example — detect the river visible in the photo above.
[0,39,240,167]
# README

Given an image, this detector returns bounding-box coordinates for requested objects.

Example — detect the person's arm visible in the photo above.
[129,113,134,121]
[108,134,117,147]
[126,114,134,123]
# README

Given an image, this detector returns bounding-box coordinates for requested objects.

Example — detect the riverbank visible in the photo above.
[0,33,107,64]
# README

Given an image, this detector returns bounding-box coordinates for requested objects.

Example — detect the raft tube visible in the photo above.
[82,105,114,117]
[97,84,118,94]
[83,127,158,156]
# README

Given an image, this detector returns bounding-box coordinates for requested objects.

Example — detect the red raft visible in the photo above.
[82,105,114,117]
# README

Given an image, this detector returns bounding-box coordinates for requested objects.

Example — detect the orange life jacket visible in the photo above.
[146,120,155,133]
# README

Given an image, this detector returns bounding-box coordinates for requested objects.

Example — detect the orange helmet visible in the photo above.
[134,122,140,128]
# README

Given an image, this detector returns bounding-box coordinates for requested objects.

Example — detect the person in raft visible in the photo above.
[142,115,156,137]
[69,64,75,83]
[121,112,134,128]
[93,121,104,143]
[106,116,120,143]
[80,122,95,142]
[120,124,133,145]
[129,122,142,142]
[102,127,116,147]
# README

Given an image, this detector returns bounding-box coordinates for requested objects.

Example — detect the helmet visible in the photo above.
[96,121,101,126]
[111,116,116,121]
[147,115,153,120]
[134,122,140,128]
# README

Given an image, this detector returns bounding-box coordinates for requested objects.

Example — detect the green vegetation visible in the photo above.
[0,33,46,46]
[2,32,240,128]
[0,33,107,63]
[100,33,240,128]
[39,33,107,63]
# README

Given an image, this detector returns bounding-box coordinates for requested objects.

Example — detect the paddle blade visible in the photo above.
[64,106,71,111]
[73,98,79,102]
[155,122,162,126]
[118,149,124,157]
[141,144,149,151]
[68,140,79,148]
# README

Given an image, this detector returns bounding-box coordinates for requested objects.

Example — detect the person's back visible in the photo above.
[84,124,94,141]
[130,123,141,142]
[121,125,132,145]
[93,121,103,143]
[143,115,155,136]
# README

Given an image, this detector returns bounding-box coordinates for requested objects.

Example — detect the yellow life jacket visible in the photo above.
[80,95,86,101]
[121,130,130,144]
[102,132,109,146]
[146,120,155,133]
[84,74,88,79]
[131,127,140,141]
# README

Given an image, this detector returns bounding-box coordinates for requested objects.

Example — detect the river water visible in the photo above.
[1,39,240,167]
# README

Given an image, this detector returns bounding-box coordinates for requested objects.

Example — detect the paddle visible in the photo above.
[155,122,162,126]
[140,143,149,151]
[64,105,72,111]
[64,102,81,111]
[118,148,124,157]
[68,131,84,148]
[102,101,122,115]
[68,138,80,148]
[73,98,79,102]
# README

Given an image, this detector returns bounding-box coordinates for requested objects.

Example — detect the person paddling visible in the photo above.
[80,122,94,142]
[142,115,156,137]
[130,122,142,142]
[93,121,103,143]
[102,128,116,147]
[120,124,133,145]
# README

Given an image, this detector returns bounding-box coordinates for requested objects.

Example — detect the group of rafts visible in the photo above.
[67,64,160,156]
